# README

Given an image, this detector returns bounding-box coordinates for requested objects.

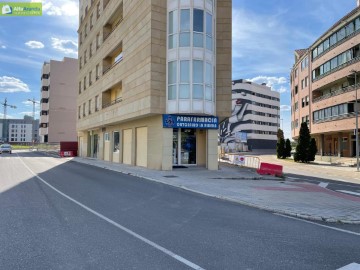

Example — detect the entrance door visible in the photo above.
[173,128,196,165]
[93,134,98,158]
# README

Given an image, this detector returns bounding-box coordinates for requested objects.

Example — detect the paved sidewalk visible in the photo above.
[70,157,360,224]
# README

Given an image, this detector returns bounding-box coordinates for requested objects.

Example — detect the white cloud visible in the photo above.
[51,37,78,55]
[25,40,45,49]
[0,76,30,93]
[247,76,287,87]
[31,0,78,16]
[280,105,291,111]
[1,45,6,49]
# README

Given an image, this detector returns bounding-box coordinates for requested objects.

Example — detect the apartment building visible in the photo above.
[219,79,280,152]
[291,5,360,157]
[39,57,78,143]
[77,0,232,170]
[0,116,39,143]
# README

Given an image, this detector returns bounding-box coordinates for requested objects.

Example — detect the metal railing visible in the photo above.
[102,97,122,109]
[313,83,360,103]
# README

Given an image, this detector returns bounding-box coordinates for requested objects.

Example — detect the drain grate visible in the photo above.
[163,175,178,178]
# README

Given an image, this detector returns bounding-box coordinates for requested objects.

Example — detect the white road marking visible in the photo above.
[274,214,360,237]
[319,182,328,188]
[337,190,360,197]
[286,177,299,180]
[337,263,360,270]
[19,157,205,270]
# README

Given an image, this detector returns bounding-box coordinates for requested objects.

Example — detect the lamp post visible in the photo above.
[27,98,39,149]
[350,70,358,171]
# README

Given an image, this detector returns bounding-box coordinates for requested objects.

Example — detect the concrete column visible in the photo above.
[320,134,325,156]
[161,128,173,171]
[207,129,219,170]
[337,133,342,157]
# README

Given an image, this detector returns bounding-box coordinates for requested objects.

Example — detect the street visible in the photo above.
[0,152,359,270]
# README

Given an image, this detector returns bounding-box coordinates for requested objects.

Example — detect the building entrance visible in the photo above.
[172,128,196,165]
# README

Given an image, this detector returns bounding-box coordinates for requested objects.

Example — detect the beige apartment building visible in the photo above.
[39,57,78,143]
[77,0,232,170]
[291,5,360,157]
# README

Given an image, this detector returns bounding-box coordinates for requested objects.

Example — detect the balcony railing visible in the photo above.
[102,54,123,75]
[102,97,122,109]
[103,18,123,41]
[313,83,360,103]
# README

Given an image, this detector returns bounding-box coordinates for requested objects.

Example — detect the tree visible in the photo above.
[307,138,317,162]
[284,139,292,158]
[277,138,285,159]
[294,122,315,163]
[277,128,284,141]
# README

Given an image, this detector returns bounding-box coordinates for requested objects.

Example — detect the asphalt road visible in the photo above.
[0,152,359,269]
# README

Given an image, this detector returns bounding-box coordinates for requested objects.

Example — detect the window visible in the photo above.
[301,56,308,71]
[193,60,203,99]
[97,2,100,18]
[179,60,190,99]
[79,81,82,94]
[168,10,178,49]
[294,102,298,111]
[90,13,93,29]
[206,12,213,51]
[113,131,120,152]
[96,64,100,80]
[95,95,99,111]
[337,27,346,41]
[88,99,92,114]
[301,79,304,89]
[193,9,204,47]
[168,61,177,100]
[179,9,190,47]
[305,76,308,87]
[79,57,82,69]
[294,68,298,78]
[96,33,100,49]
[329,33,337,46]
[89,42,92,58]
[104,133,110,141]
[84,23,88,37]
[294,85,298,95]
[83,76,86,90]
[83,103,86,117]
[89,71,92,86]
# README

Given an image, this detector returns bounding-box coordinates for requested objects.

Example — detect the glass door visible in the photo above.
[173,128,197,165]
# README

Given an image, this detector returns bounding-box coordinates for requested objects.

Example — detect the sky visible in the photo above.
[0,0,358,140]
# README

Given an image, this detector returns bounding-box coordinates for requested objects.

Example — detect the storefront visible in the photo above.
[163,114,218,166]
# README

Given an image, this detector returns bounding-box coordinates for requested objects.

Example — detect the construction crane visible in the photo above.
[27,98,40,148]
[1,98,17,142]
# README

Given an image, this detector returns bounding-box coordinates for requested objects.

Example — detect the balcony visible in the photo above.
[313,83,360,103]
[102,43,123,75]
[102,82,123,109]
[103,2,123,41]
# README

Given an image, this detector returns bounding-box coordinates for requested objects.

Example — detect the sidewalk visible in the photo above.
[70,156,360,224]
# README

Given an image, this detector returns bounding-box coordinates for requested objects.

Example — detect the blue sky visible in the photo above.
[0,0,358,139]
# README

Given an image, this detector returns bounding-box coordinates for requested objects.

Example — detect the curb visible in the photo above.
[71,158,360,225]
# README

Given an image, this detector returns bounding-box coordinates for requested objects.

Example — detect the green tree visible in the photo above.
[277,128,284,141]
[307,138,317,162]
[277,138,285,159]
[294,122,312,163]
[285,139,292,158]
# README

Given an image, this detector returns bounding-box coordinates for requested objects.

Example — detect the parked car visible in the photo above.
[0,144,12,154]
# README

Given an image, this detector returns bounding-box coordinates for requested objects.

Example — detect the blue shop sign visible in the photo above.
[163,114,219,129]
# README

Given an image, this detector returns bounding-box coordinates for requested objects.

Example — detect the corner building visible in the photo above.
[77,0,232,170]
[291,6,360,157]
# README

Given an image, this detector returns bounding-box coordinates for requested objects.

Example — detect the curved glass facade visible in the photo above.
[167,0,215,115]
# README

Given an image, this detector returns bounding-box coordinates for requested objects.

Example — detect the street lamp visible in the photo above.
[27,98,39,149]
[350,70,358,171]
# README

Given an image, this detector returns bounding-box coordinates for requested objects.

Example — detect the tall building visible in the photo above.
[219,79,280,152]
[291,5,360,157]
[77,0,232,170]
[39,57,78,143]
[0,116,39,143]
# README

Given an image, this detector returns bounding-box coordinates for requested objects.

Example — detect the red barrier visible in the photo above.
[257,162,283,177]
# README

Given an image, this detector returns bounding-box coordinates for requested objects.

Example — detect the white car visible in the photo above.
[0,144,12,154]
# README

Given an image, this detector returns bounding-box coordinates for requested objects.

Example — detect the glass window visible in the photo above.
[193,32,203,47]
[323,61,330,73]
[205,62,212,85]
[169,35,177,49]
[317,43,323,54]
[168,61,177,84]
[113,131,120,152]
[206,13,212,35]
[179,32,190,47]
[193,9,204,32]
[330,33,337,46]
[180,60,190,82]
[193,84,203,99]
[168,85,176,100]
[356,17,360,31]
[337,27,346,41]
[346,22,354,36]
[180,9,190,31]
[206,36,212,51]
[179,84,190,99]
[323,39,330,51]
[312,48,318,59]
[205,86,212,101]
[330,57,338,69]
[168,10,178,49]
[193,60,203,83]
